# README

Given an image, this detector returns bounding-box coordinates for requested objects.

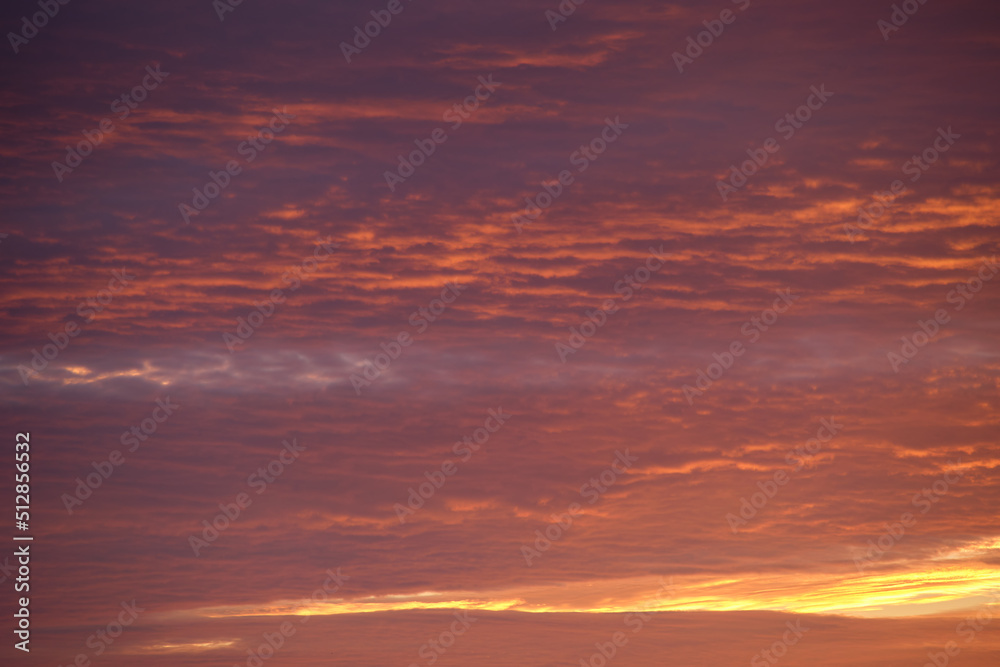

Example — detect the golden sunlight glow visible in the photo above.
[177,564,1000,622]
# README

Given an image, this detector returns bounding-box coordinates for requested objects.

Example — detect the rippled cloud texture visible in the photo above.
[1,0,999,665]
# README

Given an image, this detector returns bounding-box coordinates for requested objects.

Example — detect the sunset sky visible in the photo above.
[1,0,999,665]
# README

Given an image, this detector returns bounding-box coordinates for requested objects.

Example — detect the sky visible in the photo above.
[1,0,999,665]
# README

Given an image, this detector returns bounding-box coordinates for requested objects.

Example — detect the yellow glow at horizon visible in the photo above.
[185,562,1000,621]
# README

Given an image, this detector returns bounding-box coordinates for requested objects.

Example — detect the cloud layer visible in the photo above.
[1,0,998,664]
